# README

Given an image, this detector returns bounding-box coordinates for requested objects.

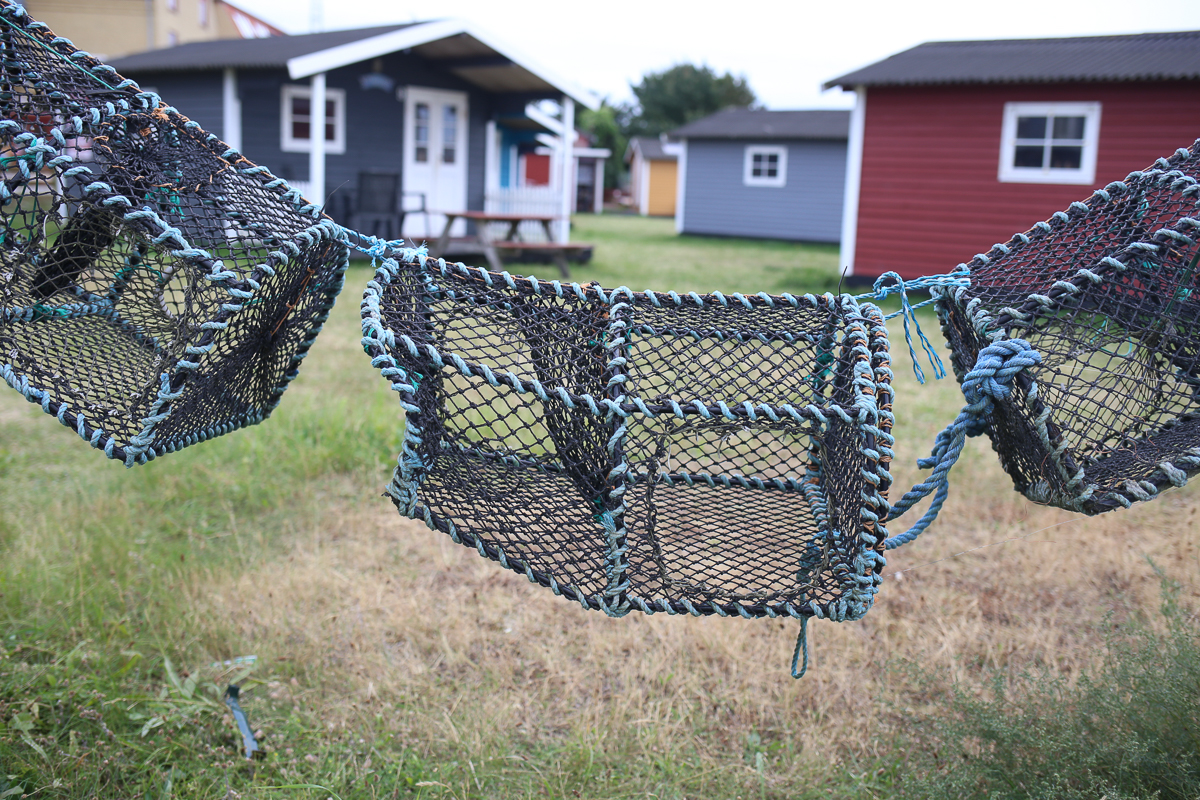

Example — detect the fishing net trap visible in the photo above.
[361,259,894,641]
[933,142,1200,517]
[0,2,348,465]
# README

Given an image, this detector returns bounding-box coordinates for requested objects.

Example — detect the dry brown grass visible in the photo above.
[172,319,1200,786]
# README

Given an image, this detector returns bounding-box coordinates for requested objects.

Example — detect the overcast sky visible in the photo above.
[234,0,1200,110]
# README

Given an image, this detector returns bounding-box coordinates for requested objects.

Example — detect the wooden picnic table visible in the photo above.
[429,210,591,277]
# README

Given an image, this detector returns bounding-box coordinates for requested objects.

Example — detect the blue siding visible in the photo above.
[681,139,847,243]
[123,53,503,227]
[132,71,224,134]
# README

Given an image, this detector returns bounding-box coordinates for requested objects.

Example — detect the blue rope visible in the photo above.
[883,338,1043,549]
[342,229,427,262]
[790,616,809,679]
[861,271,967,384]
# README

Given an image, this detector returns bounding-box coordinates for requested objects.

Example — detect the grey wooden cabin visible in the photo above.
[111,21,596,241]
[671,109,850,244]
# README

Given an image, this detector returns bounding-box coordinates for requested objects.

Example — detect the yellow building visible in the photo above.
[625,135,681,217]
[21,0,284,61]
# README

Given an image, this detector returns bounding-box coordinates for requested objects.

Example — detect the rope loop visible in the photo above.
[884,339,1042,549]
[790,616,809,679]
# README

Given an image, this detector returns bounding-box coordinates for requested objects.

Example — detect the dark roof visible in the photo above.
[627,136,676,161]
[825,29,1200,89]
[110,24,417,72]
[670,108,850,140]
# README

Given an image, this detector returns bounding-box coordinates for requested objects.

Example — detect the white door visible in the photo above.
[402,87,469,240]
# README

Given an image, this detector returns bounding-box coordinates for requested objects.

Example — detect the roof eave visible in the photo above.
[825,73,1200,90]
[286,18,599,109]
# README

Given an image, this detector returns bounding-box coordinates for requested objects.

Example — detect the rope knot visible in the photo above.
[961,339,1042,407]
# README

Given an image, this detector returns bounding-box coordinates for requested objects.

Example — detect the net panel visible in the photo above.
[936,140,1200,514]
[0,3,349,464]
[362,256,894,620]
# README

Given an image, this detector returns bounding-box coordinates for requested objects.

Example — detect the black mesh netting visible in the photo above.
[937,140,1200,514]
[362,256,894,620]
[0,3,348,464]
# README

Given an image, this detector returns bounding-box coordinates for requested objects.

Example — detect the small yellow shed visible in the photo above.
[625,135,681,217]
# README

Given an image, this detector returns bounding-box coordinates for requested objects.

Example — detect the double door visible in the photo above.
[402,87,468,240]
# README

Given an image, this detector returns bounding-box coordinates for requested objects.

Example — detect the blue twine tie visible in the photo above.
[861,270,969,384]
[340,228,427,263]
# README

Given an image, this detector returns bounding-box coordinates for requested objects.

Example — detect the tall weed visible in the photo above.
[899,576,1200,800]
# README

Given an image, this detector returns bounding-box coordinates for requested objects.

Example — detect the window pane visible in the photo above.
[1015,116,1047,139]
[292,97,311,118]
[442,106,457,163]
[1052,116,1085,140]
[415,102,429,149]
[1013,145,1044,168]
[325,122,336,142]
[292,120,311,141]
[764,154,778,177]
[1049,145,1082,169]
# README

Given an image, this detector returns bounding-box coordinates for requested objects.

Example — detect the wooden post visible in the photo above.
[309,72,327,209]
[558,95,574,244]
[222,68,242,152]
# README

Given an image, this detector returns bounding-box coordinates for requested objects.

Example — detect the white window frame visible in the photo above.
[743,145,787,188]
[280,84,346,155]
[998,101,1101,185]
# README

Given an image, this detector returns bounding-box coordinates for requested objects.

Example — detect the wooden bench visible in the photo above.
[491,241,594,278]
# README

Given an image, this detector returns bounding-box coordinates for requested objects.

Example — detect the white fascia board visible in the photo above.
[525,103,564,135]
[288,20,466,80]
[287,18,600,110]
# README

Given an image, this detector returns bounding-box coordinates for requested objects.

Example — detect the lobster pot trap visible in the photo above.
[362,256,894,621]
[936,142,1200,514]
[0,3,348,464]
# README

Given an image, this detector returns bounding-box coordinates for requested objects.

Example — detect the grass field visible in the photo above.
[1,215,1198,798]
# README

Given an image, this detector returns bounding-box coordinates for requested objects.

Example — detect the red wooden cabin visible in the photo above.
[825,31,1200,281]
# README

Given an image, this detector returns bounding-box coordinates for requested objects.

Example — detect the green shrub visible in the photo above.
[899,578,1200,800]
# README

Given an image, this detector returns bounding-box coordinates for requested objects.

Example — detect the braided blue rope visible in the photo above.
[342,230,428,262]
[791,616,809,679]
[883,338,1043,549]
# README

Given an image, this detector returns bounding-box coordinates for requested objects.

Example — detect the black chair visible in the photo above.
[351,171,402,241]
[349,171,429,243]
[399,189,429,242]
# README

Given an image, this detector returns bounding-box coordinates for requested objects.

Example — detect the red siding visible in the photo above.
[854,82,1200,280]
[523,153,551,186]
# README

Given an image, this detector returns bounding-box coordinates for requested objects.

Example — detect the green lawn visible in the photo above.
[567,214,844,295]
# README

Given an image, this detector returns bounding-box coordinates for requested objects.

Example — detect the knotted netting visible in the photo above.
[934,141,1200,514]
[362,254,894,627]
[0,2,348,465]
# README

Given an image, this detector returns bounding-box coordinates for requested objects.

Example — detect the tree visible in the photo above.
[577,100,631,195]
[628,63,757,137]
